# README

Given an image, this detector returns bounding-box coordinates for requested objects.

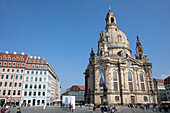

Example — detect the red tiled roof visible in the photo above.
[69,85,85,91]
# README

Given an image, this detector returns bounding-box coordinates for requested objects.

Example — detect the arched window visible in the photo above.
[106,36,108,42]
[113,71,117,81]
[115,96,119,101]
[128,72,132,81]
[144,96,148,101]
[111,17,114,23]
[99,71,104,90]
[140,73,144,82]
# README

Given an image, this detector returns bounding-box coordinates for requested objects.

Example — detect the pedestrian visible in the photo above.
[101,106,104,113]
[71,104,74,112]
[16,108,21,113]
[1,107,6,113]
[43,104,46,110]
[93,105,96,113]
[103,106,107,113]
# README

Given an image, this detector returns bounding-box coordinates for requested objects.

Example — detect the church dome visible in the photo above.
[97,9,131,57]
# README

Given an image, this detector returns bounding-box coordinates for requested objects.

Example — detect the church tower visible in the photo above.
[84,8,157,105]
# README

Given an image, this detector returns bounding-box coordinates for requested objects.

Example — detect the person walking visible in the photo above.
[1,107,6,113]
[16,108,21,113]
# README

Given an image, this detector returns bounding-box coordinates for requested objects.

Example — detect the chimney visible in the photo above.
[34,56,37,59]
[30,56,33,58]
[6,51,9,54]
[21,52,24,55]
[38,56,40,59]
[14,51,17,54]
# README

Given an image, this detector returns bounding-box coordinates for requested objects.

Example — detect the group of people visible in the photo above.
[1,107,21,113]
[158,105,169,112]
[91,105,117,113]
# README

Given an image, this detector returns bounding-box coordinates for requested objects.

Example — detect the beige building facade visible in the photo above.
[84,9,157,105]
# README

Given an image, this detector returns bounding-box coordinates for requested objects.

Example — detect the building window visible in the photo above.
[141,83,145,91]
[0,61,2,65]
[32,65,35,69]
[14,83,17,87]
[43,85,46,89]
[37,60,39,63]
[129,82,133,91]
[17,69,19,73]
[24,92,27,96]
[13,62,16,66]
[28,65,30,68]
[114,82,118,91]
[27,71,29,74]
[40,65,43,69]
[17,90,20,95]
[113,71,117,81]
[33,60,35,63]
[45,66,47,69]
[38,92,41,96]
[140,73,144,82]
[31,71,34,74]
[19,83,21,87]
[36,71,38,74]
[39,85,41,89]
[2,69,5,72]
[21,70,23,73]
[34,92,36,96]
[36,65,39,69]
[7,69,10,72]
[17,63,20,67]
[10,75,13,79]
[115,96,119,101]
[31,77,33,81]
[26,77,29,81]
[99,71,104,90]
[20,75,22,80]
[4,62,7,66]
[118,36,122,42]
[8,62,11,66]
[30,84,32,89]
[15,75,18,80]
[3,90,6,95]
[8,90,11,95]
[34,85,37,89]
[29,92,32,96]
[13,90,16,95]
[25,84,28,88]
[1,75,4,79]
[43,92,45,96]
[9,82,12,87]
[0,56,2,60]
[144,96,148,101]
[40,71,42,75]
[12,69,14,72]
[12,57,15,61]
[22,63,25,67]
[6,75,9,79]
[39,77,42,82]
[44,77,46,82]
[0,82,2,87]
[128,72,132,81]
[29,59,31,63]
[41,61,44,64]
[44,72,46,75]
[4,82,7,87]
[35,77,37,81]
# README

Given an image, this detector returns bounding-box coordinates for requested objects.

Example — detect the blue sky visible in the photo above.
[0,0,170,93]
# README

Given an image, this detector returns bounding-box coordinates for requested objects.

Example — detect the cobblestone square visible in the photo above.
[1,106,166,113]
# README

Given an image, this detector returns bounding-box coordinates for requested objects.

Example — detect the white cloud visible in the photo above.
[161,74,170,79]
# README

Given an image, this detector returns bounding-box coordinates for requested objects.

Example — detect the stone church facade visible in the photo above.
[84,9,157,105]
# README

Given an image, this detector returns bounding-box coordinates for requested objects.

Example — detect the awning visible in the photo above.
[16,100,19,102]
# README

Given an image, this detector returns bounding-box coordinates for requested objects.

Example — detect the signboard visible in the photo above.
[62,96,75,109]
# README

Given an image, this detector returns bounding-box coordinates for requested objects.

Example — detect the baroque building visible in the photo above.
[84,9,157,105]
